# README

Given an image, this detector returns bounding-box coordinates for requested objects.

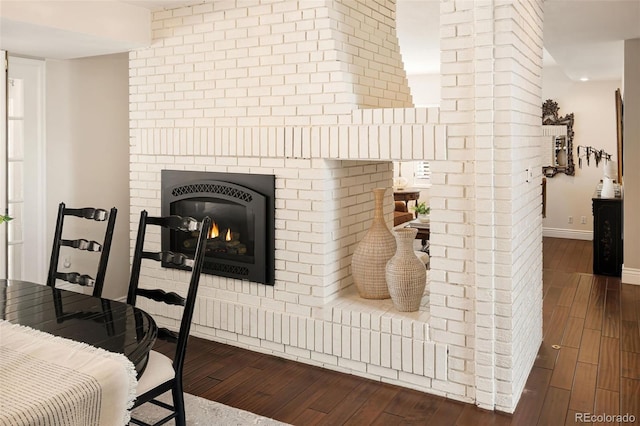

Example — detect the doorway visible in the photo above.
[2,55,47,281]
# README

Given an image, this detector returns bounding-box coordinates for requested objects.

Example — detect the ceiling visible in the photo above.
[2,0,639,81]
[540,0,640,80]
[396,0,640,81]
[119,0,202,8]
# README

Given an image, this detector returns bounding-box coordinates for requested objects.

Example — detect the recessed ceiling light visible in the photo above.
[580,77,589,82]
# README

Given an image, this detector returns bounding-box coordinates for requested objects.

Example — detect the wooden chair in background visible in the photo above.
[46,202,117,297]
[128,211,212,426]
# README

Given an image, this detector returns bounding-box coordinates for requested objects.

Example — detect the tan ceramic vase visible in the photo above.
[386,227,427,311]
[351,188,396,299]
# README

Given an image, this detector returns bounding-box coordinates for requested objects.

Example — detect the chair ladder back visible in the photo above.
[173,215,211,377]
[64,207,109,221]
[47,203,67,289]
[157,327,180,343]
[127,212,207,306]
[141,251,195,268]
[127,210,148,306]
[94,207,117,294]
[47,202,117,297]
[128,211,211,426]
[136,288,186,306]
[53,272,95,287]
[146,215,202,232]
[128,211,211,371]
[60,238,103,252]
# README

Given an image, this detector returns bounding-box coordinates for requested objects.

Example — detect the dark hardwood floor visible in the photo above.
[155,237,640,425]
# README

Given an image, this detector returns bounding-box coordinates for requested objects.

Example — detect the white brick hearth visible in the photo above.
[129,0,545,413]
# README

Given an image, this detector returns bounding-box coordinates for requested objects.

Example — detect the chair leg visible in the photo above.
[172,383,186,426]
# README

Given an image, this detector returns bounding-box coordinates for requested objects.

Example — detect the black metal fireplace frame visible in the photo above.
[161,170,275,285]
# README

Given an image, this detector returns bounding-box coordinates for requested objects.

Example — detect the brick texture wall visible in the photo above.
[433,0,544,412]
[129,0,544,412]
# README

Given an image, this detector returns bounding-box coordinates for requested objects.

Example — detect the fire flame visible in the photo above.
[209,222,219,238]
[206,221,232,242]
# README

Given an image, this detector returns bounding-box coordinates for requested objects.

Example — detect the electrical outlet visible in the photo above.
[568,216,573,224]
[581,216,586,224]
[525,167,533,183]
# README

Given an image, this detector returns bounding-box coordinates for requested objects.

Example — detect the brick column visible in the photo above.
[431,0,544,412]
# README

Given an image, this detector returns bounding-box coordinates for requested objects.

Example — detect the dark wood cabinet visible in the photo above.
[592,185,623,277]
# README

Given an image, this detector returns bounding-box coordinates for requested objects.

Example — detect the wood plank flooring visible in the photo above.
[154,237,640,425]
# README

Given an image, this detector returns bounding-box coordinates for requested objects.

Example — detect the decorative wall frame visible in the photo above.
[615,88,623,184]
[542,99,575,177]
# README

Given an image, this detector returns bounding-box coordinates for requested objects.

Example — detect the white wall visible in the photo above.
[46,53,130,299]
[622,39,640,285]
[542,66,621,239]
[396,73,441,207]
[407,73,441,107]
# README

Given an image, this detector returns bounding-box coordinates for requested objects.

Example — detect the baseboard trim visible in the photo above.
[622,267,640,285]
[543,227,592,241]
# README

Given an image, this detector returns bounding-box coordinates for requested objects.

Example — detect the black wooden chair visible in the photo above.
[47,202,117,297]
[128,211,211,426]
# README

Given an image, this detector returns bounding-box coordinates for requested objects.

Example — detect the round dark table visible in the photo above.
[0,279,157,375]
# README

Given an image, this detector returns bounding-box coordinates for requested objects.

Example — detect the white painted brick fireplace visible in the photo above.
[129,0,544,413]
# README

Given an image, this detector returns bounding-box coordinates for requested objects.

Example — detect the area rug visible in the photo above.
[131,392,290,425]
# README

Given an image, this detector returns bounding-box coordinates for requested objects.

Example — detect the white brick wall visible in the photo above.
[433,0,544,413]
[496,0,544,412]
[128,0,545,413]
[131,0,412,130]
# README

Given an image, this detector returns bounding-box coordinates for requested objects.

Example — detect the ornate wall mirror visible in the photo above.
[542,99,575,177]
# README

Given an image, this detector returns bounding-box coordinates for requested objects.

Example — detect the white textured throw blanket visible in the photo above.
[0,320,137,426]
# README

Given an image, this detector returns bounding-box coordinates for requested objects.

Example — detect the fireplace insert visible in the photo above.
[161,170,275,285]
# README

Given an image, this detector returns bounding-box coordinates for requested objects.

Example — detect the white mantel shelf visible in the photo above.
[131,108,448,162]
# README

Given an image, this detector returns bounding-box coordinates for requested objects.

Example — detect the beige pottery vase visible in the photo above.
[386,227,427,311]
[351,188,396,299]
